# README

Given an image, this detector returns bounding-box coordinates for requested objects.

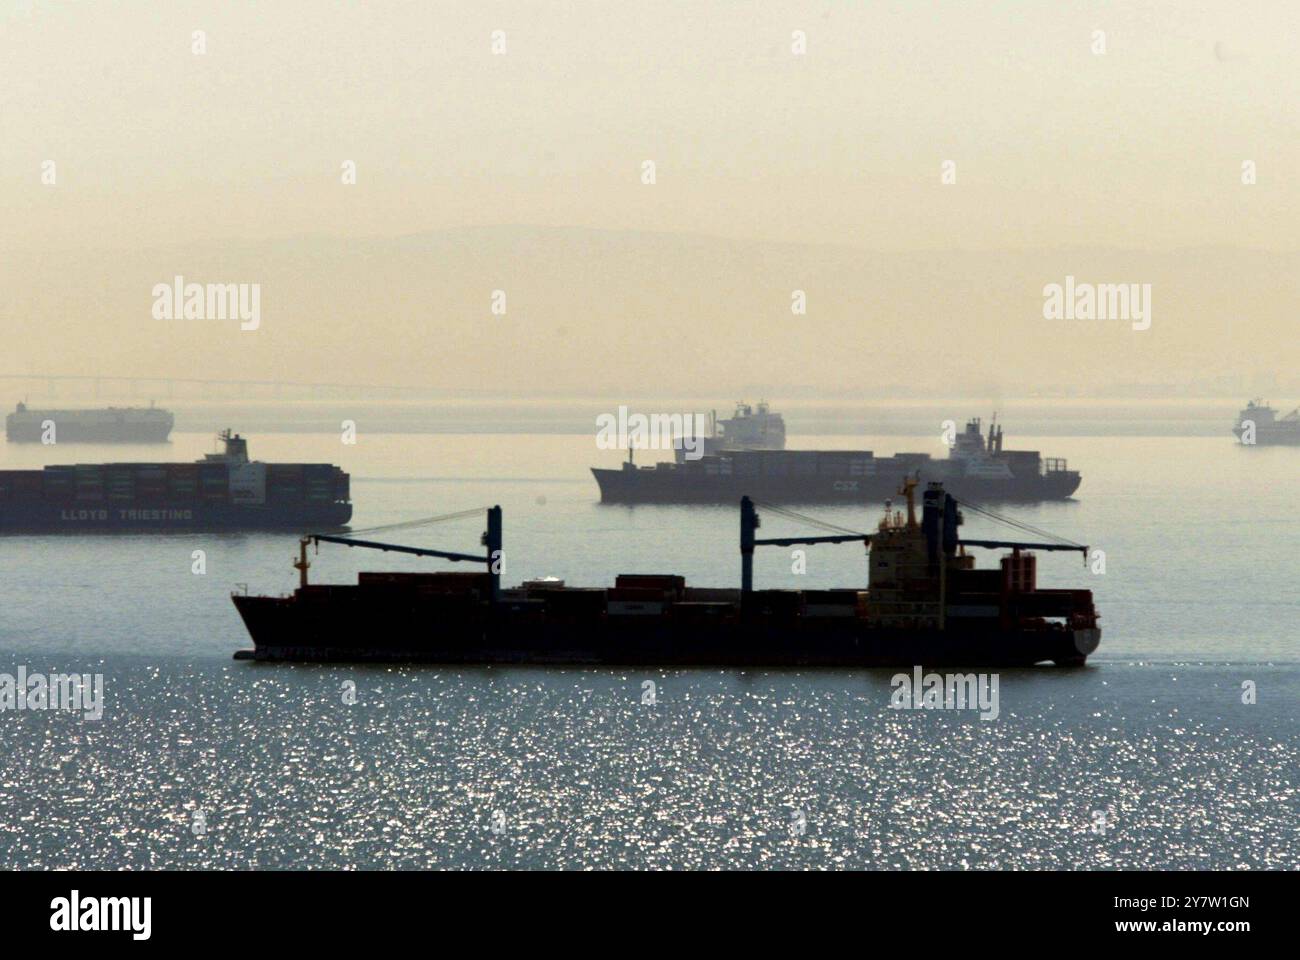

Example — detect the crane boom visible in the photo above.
[753,533,871,547]
[306,504,504,601]
[957,538,1087,556]
[311,534,484,564]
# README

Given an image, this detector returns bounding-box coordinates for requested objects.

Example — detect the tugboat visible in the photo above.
[0,430,351,531]
[232,481,1100,666]
[598,417,1080,503]
[1233,400,1300,445]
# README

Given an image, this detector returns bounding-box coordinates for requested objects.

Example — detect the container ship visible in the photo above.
[1233,399,1300,445]
[684,400,786,460]
[596,417,1080,503]
[6,401,174,443]
[0,431,351,531]
[232,480,1100,667]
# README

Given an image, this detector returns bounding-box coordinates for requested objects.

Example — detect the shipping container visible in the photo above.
[607,599,664,616]
[530,588,606,616]
[167,464,199,498]
[614,574,685,593]
[305,462,334,501]
[14,472,43,499]
[495,599,546,623]
[607,586,670,602]
[670,601,734,623]
[358,571,491,595]
[0,470,40,502]
[134,465,168,501]
[762,452,791,477]
[1001,553,1037,593]
[105,466,135,501]
[266,481,303,501]
[75,464,104,501]
[817,453,851,478]
[802,589,862,617]
[41,467,75,502]
[744,589,802,616]
[684,587,741,604]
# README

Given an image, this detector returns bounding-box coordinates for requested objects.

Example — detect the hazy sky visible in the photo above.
[1,1,1297,396]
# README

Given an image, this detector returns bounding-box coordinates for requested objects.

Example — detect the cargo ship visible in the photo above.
[0,430,351,531]
[6,401,173,443]
[232,480,1100,667]
[1233,400,1300,445]
[682,400,786,460]
[598,417,1080,503]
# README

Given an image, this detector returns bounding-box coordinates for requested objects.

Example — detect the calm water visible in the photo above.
[0,431,1296,868]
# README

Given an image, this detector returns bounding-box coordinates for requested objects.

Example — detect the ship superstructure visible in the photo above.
[6,401,174,443]
[605,416,1079,503]
[678,400,787,461]
[232,481,1100,667]
[713,400,786,451]
[1234,400,1300,445]
[0,430,350,531]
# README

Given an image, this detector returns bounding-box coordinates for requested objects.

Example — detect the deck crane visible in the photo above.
[740,496,871,593]
[739,482,1087,594]
[294,505,503,601]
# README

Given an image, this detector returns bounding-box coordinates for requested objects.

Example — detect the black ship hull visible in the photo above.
[0,501,351,532]
[232,594,1100,667]
[592,467,1081,504]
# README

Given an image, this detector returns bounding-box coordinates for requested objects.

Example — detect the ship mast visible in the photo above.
[902,476,918,528]
[294,536,312,588]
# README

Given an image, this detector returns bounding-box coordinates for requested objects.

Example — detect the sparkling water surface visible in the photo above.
[0,430,1296,869]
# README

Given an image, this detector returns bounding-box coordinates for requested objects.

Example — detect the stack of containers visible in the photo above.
[266,464,302,502]
[42,466,76,502]
[198,462,229,502]
[168,464,198,501]
[105,465,135,502]
[74,464,104,502]
[135,465,168,502]
[304,464,334,504]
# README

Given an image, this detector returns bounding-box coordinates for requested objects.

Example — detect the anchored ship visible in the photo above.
[6,401,174,443]
[232,481,1100,667]
[684,400,786,460]
[600,417,1080,503]
[0,430,351,531]
[1233,400,1300,445]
